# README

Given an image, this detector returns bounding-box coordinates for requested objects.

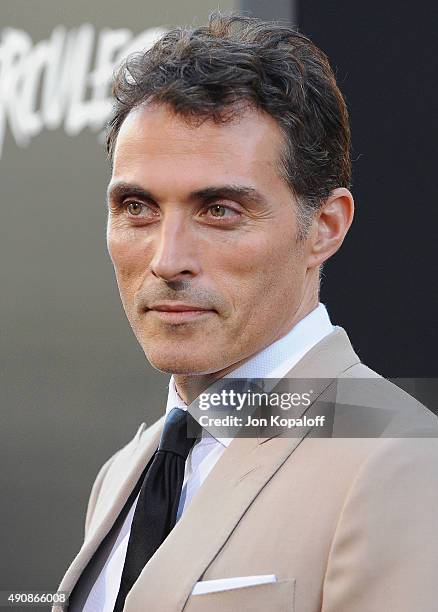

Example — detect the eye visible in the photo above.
[126,201,144,216]
[123,200,158,220]
[209,205,227,217]
[205,204,240,220]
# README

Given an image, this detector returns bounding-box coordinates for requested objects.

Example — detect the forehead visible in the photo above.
[111,103,285,190]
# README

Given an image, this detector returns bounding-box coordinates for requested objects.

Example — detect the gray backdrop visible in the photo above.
[0,0,235,594]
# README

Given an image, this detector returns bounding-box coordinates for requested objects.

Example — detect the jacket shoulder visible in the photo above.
[334,362,438,437]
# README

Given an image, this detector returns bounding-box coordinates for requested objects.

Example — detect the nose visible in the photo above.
[150,212,201,282]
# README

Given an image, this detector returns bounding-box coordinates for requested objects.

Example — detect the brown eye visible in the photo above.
[126,201,143,216]
[210,205,226,217]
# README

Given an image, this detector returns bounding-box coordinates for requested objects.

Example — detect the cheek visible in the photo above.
[214,231,298,313]
[230,228,299,281]
[253,244,304,318]
[107,227,148,282]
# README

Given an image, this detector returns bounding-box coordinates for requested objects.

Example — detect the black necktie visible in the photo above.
[113,407,200,612]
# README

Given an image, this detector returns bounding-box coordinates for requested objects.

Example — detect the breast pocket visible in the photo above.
[184,578,295,612]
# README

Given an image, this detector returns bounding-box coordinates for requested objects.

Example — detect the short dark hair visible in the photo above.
[107,12,351,231]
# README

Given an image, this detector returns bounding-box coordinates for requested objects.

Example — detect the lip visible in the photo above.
[150,303,212,312]
[147,303,215,324]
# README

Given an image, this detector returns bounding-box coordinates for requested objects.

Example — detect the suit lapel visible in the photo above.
[258,327,361,442]
[124,328,360,611]
[124,434,303,611]
[283,327,360,381]
[57,418,164,597]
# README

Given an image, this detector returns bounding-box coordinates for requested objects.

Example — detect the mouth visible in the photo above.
[146,303,215,324]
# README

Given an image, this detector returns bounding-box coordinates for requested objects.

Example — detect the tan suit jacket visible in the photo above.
[56,329,438,611]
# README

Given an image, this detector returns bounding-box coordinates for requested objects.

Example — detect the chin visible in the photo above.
[143,347,219,376]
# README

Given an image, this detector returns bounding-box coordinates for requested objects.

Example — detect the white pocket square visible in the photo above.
[192,574,277,595]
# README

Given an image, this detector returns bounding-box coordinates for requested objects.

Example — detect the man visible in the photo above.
[57,13,438,612]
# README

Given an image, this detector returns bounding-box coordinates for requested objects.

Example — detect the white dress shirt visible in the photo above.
[82,303,335,612]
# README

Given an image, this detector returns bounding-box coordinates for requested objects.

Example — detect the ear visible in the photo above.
[306,187,354,268]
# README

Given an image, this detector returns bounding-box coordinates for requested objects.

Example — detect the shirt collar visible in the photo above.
[165,302,335,446]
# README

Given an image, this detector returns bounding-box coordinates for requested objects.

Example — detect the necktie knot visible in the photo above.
[158,407,200,460]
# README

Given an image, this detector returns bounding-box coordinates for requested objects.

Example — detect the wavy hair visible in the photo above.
[107,12,351,231]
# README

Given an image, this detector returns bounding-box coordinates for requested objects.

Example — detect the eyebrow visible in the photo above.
[106,181,269,208]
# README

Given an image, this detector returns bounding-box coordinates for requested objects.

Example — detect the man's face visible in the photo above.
[107,103,313,375]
